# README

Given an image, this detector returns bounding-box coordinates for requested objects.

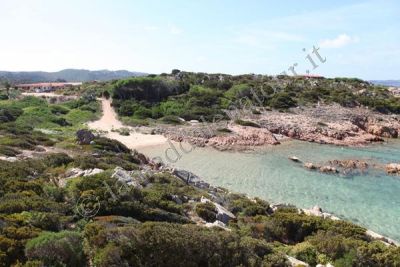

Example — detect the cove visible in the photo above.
[139,140,400,241]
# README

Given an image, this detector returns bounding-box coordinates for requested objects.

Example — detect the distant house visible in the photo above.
[16,82,82,92]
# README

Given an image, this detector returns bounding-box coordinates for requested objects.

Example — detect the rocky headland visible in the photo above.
[155,104,400,151]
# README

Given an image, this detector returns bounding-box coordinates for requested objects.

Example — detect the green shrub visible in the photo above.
[25,231,85,267]
[159,100,185,116]
[0,145,20,156]
[91,137,130,153]
[86,222,277,267]
[44,153,73,167]
[196,202,217,222]
[121,116,149,126]
[290,241,318,266]
[229,197,270,216]
[50,105,70,115]
[134,106,152,119]
[306,231,352,260]
[113,77,183,102]
[262,251,291,267]
[269,92,297,109]
[0,106,23,123]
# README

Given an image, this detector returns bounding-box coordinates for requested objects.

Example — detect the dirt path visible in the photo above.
[88,98,167,149]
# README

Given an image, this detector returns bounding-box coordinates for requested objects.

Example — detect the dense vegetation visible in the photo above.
[0,94,399,266]
[0,140,399,266]
[105,71,400,125]
[0,81,399,266]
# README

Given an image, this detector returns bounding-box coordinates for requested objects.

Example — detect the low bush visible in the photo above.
[196,202,217,222]
[50,105,70,115]
[0,145,20,156]
[43,153,73,167]
[25,231,85,267]
[85,222,283,267]
[269,92,297,109]
[0,106,23,123]
[229,197,270,216]
[289,241,318,266]
[91,137,130,153]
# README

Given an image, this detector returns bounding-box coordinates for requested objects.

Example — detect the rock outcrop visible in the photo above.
[76,129,95,145]
[329,159,369,170]
[289,156,301,162]
[304,162,317,170]
[303,206,340,221]
[111,167,147,188]
[319,166,338,174]
[200,196,236,224]
[59,168,104,187]
[386,163,400,174]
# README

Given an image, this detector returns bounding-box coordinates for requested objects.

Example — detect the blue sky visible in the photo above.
[0,0,399,79]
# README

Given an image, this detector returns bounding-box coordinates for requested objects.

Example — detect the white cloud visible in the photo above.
[320,34,359,48]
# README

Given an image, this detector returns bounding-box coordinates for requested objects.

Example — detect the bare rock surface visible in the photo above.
[156,104,400,151]
[386,163,400,174]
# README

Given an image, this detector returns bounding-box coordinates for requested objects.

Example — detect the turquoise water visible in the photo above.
[139,140,400,241]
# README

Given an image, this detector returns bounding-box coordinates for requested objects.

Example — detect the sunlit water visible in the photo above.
[139,140,400,241]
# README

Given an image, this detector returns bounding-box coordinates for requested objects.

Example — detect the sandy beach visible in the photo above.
[87,98,168,149]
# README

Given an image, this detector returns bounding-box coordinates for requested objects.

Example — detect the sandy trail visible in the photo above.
[88,98,168,149]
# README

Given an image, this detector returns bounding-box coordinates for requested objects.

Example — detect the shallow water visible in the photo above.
[139,140,400,241]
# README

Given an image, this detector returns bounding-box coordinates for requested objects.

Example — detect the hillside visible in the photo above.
[370,80,400,87]
[0,93,399,266]
[0,69,146,83]
[98,71,400,127]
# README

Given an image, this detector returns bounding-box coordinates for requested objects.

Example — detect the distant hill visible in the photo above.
[0,69,146,83]
[370,80,400,87]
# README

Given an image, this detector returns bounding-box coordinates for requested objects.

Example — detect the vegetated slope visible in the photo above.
[105,71,400,127]
[0,69,146,83]
[0,94,399,266]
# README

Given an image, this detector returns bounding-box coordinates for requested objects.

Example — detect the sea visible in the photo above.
[140,139,400,242]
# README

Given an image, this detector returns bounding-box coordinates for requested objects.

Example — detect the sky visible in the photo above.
[0,0,399,79]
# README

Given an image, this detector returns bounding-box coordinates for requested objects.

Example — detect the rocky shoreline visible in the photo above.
[57,155,400,247]
[171,168,400,247]
[154,104,400,151]
[289,156,400,176]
